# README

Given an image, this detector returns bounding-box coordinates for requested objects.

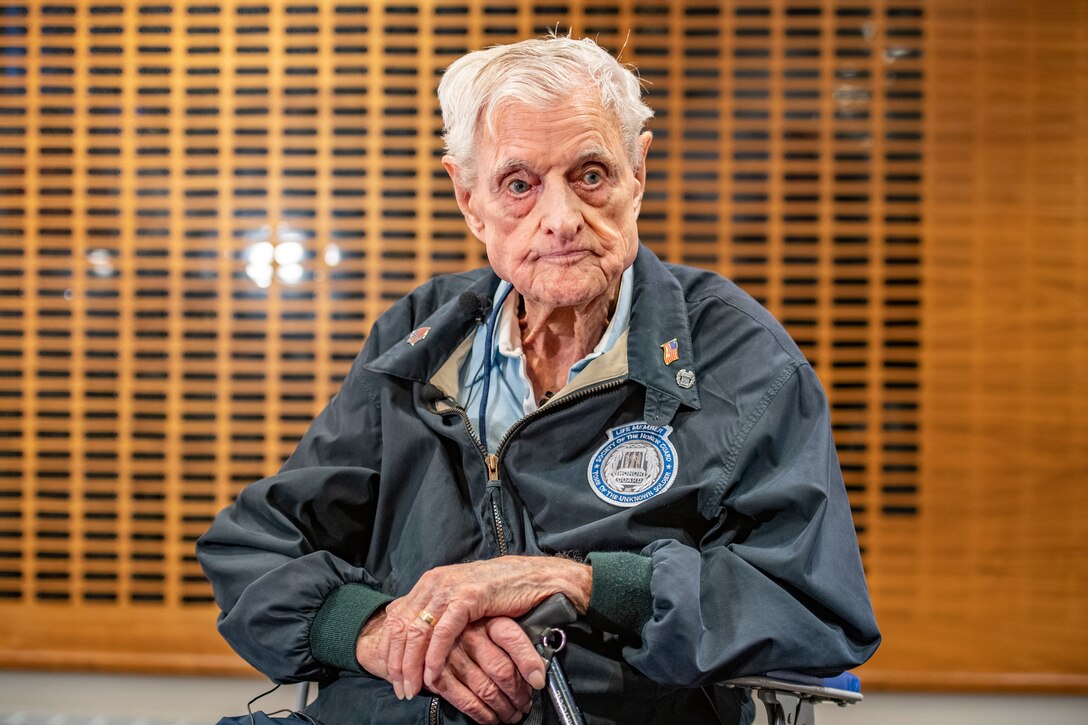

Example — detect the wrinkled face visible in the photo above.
[444,97,652,310]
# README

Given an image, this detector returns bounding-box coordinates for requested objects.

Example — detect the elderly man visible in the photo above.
[198,36,880,725]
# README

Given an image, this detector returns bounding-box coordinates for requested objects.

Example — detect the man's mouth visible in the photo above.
[539,249,591,263]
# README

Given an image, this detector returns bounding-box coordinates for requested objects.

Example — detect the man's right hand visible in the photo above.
[356,609,540,724]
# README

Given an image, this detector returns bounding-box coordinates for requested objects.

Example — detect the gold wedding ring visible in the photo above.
[417,609,437,626]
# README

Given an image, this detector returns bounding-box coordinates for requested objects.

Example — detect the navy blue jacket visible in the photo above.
[197,245,880,724]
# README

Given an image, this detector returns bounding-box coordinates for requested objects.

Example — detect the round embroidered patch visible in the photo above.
[587,422,678,508]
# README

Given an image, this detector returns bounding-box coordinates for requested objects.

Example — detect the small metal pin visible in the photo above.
[660,338,679,366]
[406,327,430,346]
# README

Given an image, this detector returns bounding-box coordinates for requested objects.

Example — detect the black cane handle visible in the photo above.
[515,592,578,645]
[515,593,587,725]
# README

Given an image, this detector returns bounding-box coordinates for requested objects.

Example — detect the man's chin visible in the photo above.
[524,280,610,311]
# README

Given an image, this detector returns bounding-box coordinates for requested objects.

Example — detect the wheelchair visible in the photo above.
[292,672,860,725]
[292,593,863,725]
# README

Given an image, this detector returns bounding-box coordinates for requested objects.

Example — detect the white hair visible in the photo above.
[438,35,654,185]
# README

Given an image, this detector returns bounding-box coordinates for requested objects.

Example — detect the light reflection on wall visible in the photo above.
[242,222,341,288]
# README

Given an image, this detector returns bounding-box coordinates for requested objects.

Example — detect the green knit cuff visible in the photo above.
[309,582,394,673]
[585,551,654,637]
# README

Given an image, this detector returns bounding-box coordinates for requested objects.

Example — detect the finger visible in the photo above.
[384,576,439,698]
[486,617,547,691]
[446,645,521,723]
[383,605,409,699]
[403,599,446,699]
[424,599,472,687]
[460,624,532,713]
[385,596,431,698]
[430,668,501,725]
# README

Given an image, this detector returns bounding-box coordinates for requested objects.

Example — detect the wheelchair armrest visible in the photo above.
[295,681,311,712]
[718,673,862,707]
[718,671,861,725]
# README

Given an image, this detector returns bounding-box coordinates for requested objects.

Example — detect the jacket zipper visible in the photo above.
[437,378,626,722]
[485,453,508,556]
[449,410,509,557]
[451,377,627,559]
[493,377,627,453]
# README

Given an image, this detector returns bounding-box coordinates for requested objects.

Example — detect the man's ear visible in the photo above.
[442,155,485,239]
[632,131,653,218]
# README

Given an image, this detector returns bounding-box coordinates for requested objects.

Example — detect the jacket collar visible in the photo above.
[626,244,701,416]
[364,271,499,383]
[364,244,701,416]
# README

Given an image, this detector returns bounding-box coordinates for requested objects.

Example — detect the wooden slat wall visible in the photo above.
[865,0,1088,691]
[0,0,1082,692]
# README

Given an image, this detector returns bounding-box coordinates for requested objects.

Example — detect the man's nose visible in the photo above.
[538,181,584,240]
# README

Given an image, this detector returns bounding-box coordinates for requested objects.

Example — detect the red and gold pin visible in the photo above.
[407,327,431,346]
[660,338,679,366]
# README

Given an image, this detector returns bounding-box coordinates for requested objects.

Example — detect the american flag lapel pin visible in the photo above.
[661,338,679,365]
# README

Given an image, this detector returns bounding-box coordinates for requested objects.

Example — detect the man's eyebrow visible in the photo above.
[491,159,531,182]
[571,145,619,168]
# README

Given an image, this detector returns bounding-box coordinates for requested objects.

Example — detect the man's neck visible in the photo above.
[517,283,619,401]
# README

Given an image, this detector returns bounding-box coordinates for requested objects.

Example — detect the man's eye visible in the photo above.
[583,170,603,186]
[508,179,531,195]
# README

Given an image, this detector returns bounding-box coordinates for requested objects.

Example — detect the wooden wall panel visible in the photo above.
[0,0,1082,693]
[857,0,1088,691]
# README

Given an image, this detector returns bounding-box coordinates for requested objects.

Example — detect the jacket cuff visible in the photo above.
[585,551,653,636]
[309,582,394,673]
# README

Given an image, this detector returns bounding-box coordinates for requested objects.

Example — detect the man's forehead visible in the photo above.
[478,99,625,165]
[488,94,612,129]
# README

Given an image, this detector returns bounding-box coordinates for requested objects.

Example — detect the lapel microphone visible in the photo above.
[458,291,492,324]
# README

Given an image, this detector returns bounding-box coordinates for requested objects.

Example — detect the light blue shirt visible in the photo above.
[458,266,634,452]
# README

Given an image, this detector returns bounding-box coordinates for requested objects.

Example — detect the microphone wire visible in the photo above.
[478,282,514,453]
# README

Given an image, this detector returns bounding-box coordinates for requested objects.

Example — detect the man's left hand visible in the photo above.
[383,555,592,701]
